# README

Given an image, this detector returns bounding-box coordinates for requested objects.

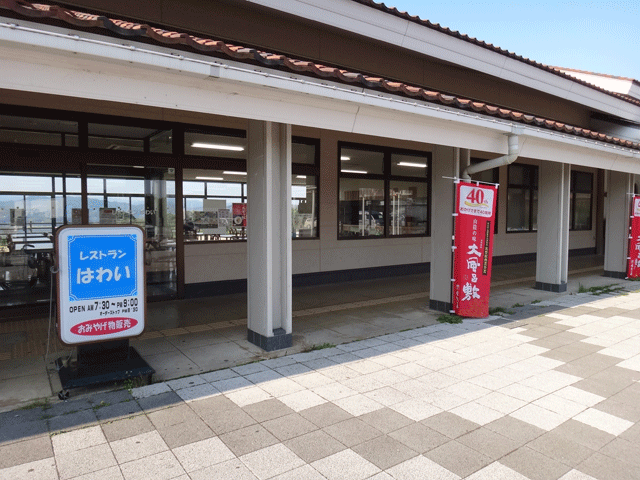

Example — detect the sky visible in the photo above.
[383,1,640,81]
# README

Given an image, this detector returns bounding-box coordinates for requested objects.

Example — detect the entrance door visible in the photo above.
[87,165,177,299]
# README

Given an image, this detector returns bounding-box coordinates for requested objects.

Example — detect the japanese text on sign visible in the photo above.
[56,225,145,345]
[453,183,497,318]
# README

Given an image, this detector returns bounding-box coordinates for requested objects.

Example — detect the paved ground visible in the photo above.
[0,256,610,409]
[2,283,640,479]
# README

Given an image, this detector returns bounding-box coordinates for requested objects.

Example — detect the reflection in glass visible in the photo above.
[87,166,177,298]
[183,169,246,241]
[292,175,318,238]
[0,172,81,307]
[340,148,384,175]
[88,124,171,153]
[389,181,428,235]
[0,115,78,147]
[339,178,384,237]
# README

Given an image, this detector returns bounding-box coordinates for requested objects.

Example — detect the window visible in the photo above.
[183,167,247,241]
[292,138,319,238]
[570,171,593,230]
[507,164,538,232]
[88,123,171,153]
[182,134,319,241]
[338,143,430,238]
[0,114,78,147]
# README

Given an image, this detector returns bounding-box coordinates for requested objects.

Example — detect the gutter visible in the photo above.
[462,128,522,180]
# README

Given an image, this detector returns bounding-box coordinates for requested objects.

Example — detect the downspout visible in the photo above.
[461,129,522,180]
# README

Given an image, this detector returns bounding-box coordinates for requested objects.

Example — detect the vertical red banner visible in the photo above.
[453,181,498,318]
[627,195,640,278]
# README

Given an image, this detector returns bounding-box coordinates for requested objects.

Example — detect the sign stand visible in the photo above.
[55,225,154,398]
[56,339,154,392]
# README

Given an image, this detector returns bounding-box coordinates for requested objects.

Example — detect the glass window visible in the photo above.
[339,178,385,237]
[182,137,319,242]
[507,164,538,232]
[87,165,177,298]
[571,171,593,230]
[185,131,246,159]
[88,124,171,153]
[389,181,428,235]
[391,153,428,177]
[183,169,247,241]
[0,115,78,147]
[339,143,430,238]
[0,171,81,309]
[292,142,317,165]
[340,147,384,175]
[292,175,318,238]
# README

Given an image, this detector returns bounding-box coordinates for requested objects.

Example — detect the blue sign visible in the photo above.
[67,234,138,301]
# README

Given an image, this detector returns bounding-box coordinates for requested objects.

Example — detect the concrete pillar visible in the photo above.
[429,146,458,312]
[535,162,570,292]
[604,170,633,278]
[246,120,293,351]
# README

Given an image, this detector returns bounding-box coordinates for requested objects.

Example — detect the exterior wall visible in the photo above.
[177,117,600,285]
[0,86,598,286]
[184,125,432,284]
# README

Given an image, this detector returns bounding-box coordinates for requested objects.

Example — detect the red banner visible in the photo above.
[453,181,497,317]
[627,195,640,278]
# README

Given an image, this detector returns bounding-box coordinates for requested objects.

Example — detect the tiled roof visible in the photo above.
[351,0,640,105]
[553,66,638,84]
[1,0,639,152]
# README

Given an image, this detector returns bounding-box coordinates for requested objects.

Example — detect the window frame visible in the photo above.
[337,141,431,240]
[506,163,538,233]
[570,170,594,231]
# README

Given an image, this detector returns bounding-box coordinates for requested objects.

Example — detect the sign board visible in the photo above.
[56,225,146,345]
[627,195,640,278]
[452,182,497,318]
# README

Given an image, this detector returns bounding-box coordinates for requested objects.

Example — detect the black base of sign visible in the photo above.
[56,339,154,393]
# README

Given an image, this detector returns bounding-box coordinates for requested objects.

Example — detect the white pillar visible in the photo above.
[429,146,458,312]
[604,171,632,278]
[535,162,570,292]
[246,120,292,351]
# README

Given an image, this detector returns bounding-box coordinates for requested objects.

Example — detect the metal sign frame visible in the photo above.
[55,224,146,345]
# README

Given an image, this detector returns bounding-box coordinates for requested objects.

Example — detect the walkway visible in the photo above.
[2,277,640,479]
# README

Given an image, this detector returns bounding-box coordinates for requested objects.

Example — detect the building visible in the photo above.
[1,0,639,351]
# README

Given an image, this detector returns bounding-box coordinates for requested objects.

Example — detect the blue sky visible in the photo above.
[385,1,640,80]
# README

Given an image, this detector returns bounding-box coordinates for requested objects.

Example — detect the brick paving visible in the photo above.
[1,287,640,479]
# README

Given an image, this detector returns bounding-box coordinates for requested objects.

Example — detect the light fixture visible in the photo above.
[133,166,144,169]
[397,162,427,168]
[223,171,247,175]
[341,169,367,174]
[191,142,245,151]
[340,156,350,161]
[196,176,224,181]
[296,175,307,179]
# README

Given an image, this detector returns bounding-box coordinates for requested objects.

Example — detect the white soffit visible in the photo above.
[0,20,639,173]
[246,0,640,123]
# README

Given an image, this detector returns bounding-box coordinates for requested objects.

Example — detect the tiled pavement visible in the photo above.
[2,287,640,479]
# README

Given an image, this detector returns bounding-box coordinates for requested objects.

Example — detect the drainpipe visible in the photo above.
[461,128,522,180]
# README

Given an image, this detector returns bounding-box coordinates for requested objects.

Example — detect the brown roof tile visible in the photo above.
[0,0,638,152]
